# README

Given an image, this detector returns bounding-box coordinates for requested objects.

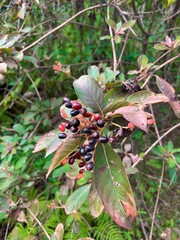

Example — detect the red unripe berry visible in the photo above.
[94,113,101,121]
[127,122,135,129]
[61,158,68,165]
[76,172,84,179]
[84,112,92,118]
[147,118,154,125]
[58,124,65,132]
[72,102,82,110]
[79,169,85,174]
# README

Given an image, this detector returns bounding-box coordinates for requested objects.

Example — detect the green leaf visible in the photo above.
[100,35,112,40]
[87,66,100,80]
[94,143,137,229]
[103,68,120,83]
[45,134,62,157]
[154,44,169,50]
[105,19,116,29]
[18,3,26,19]
[46,136,82,177]
[33,129,59,153]
[121,20,136,31]
[115,35,121,44]
[65,184,91,214]
[103,98,129,113]
[52,164,70,178]
[13,123,26,135]
[116,21,122,30]
[138,55,148,69]
[51,223,64,240]
[0,195,10,212]
[0,33,20,49]
[147,159,163,169]
[125,90,154,103]
[73,75,104,113]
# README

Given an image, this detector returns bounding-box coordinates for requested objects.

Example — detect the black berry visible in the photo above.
[70,109,80,116]
[69,158,75,165]
[78,161,86,168]
[71,118,80,127]
[99,136,108,143]
[89,124,97,130]
[83,127,92,135]
[91,131,99,139]
[70,126,78,133]
[84,153,92,161]
[86,161,94,171]
[63,97,71,103]
[88,139,97,145]
[58,133,67,139]
[80,147,86,156]
[97,119,105,128]
[65,102,72,108]
[85,145,95,152]
[65,122,72,129]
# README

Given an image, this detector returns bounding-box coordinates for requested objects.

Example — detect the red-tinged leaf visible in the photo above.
[33,129,59,153]
[94,143,137,229]
[112,106,147,132]
[156,76,176,101]
[60,104,73,121]
[46,136,82,178]
[125,90,154,103]
[169,101,180,118]
[89,186,104,218]
[45,136,63,157]
[143,94,170,106]
[73,75,104,113]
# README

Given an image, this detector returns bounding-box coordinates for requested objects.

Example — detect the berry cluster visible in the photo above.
[57,97,117,179]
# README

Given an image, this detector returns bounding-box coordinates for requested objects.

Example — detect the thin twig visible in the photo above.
[20,3,107,53]
[107,5,117,71]
[27,117,43,139]
[4,219,10,240]
[27,207,50,240]
[25,72,42,100]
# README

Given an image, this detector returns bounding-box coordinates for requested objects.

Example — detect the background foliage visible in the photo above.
[0,0,179,239]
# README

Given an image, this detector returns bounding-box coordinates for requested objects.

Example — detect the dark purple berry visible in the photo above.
[83,127,92,135]
[65,122,72,129]
[99,136,108,143]
[63,97,71,103]
[71,118,80,127]
[79,169,85,174]
[70,109,80,116]
[108,137,116,143]
[86,161,94,171]
[69,158,75,165]
[65,102,72,108]
[80,147,86,156]
[97,119,105,128]
[58,133,67,139]
[70,126,78,133]
[91,131,99,139]
[78,161,86,168]
[79,108,87,115]
[84,153,92,161]
[88,139,97,145]
[85,145,95,152]
[89,124,97,130]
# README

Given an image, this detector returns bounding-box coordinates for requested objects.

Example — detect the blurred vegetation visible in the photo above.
[0,0,179,239]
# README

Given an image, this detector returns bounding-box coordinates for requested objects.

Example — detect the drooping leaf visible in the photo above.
[103,98,129,114]
[142,94,170,106]
[137,55,148,69]
[33,129,59,153]
[87,66,100,80]
[105,19,116,29]
[0,33,20,49]
[73,75,104,113]
[121,20,136,31]
[112,106,147,132]
[89,186,104,218]
[169,101,180,118]
[45,134,63,157]
[46,136,82,177]
[156,76,176,101]
[125,90,154,103]
[154,44,169,50]
[65,184,91,214]
[51,223,64,240]
[94,143,137,229]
